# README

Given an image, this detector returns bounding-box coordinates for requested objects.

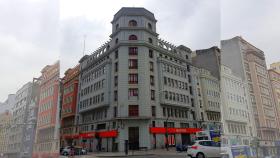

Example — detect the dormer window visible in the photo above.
[106,45,110,51]
[116,24,119,30]
[148,23,152,30]
[148,38,153,44]
[128,20,137,27]
[129,35,137,40]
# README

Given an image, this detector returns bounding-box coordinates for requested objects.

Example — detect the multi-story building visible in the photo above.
[7,81,39,158]
[221,36,280,157]
[33,61,60,158]
[0,111,12,157]
[0,94,15,113]
[268,66,280,153]
[76,7,201,152]
[270,62,280,73]
[60,65,80,147]
[221,65,256,147]
[192,47,221,129]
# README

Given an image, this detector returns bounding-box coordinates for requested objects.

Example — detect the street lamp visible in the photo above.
[165,116,169,151]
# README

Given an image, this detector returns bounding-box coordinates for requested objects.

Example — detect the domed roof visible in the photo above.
[112,7,157,22]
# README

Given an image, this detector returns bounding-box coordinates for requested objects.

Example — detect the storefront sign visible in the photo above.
[79,130,118,138]
[149,127,202,134]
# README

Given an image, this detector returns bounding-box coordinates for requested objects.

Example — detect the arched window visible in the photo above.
[128,20,137,27]
[148,23,152,30]
[148,38,153,44]
[129,35,137,40]
[116,24,119,30]
[115,38,119,44]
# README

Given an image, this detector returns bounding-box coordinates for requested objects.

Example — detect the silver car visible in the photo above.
[187,140,221,158]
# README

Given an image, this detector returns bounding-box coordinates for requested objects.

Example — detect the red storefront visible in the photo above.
[150,127,202,147]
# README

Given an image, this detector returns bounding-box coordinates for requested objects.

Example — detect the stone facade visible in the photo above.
[221,65,256,147]
[76,7,202,152]
[221,36,280,157]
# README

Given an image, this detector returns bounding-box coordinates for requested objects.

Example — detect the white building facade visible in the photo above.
[221,65,256,146]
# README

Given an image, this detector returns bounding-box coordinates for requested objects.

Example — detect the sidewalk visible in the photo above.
[88,148,186,157]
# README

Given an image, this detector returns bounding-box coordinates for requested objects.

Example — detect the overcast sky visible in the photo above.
[0,0,279,101]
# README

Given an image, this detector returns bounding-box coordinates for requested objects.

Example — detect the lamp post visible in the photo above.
[165,116,169,151]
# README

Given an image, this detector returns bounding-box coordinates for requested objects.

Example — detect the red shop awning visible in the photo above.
[149,127,202,134]
[79,130,118,138]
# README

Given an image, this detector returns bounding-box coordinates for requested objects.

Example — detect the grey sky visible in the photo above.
[221,0,280,65]
[0,0,279,101]
[0,0,60,101]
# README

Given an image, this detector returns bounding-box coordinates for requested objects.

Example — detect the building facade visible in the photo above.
[268,68,280,154]
[221,65,256,147]
[33,61,60,158]
[0,94,15,113]
[270,62,280,73]
[60,65,80,147]
[0,111,12,157]
[76,7,201,152]
[221,36,280,157]
[7,81,39,158]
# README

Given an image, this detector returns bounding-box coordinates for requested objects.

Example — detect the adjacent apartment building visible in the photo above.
[76,7,202,152]
[33,61,60,158]
[268,64,280,153]
[60,65,80,147]
[7,81,39,158]
[221,36,280,157]
[192,47,221,132]
[221,65,256,147]
[0,111,12,157]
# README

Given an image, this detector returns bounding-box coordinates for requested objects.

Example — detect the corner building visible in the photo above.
[77,7,201,152]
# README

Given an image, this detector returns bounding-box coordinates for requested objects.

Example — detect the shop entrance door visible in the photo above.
[128,127,139,150]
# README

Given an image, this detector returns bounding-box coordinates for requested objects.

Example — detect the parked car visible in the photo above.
[60,146,72,156]
[187,140,221,158]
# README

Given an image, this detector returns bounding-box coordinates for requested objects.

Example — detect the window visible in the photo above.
[151,90,155,100]
[150,62,154,71]
[129,35,137,40]
[114,76,118,86]
[128,20,137,27]
[116,24,119,30]
[115,62,118,72]
[129,47,138,55]
[186,55,189,59]
[129,74,138,84]
[129,105,139,116]
[114,90,118,101]
[152,106,156,117]
[148,38,153,44]
[129,88,138,97]
[150,75,154,86]
[115,38,119,44]
[149,50,153,58]
[148,23,152,30]
[129,59,138,69]
[114,106,117,117]
[115,50,118,59]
